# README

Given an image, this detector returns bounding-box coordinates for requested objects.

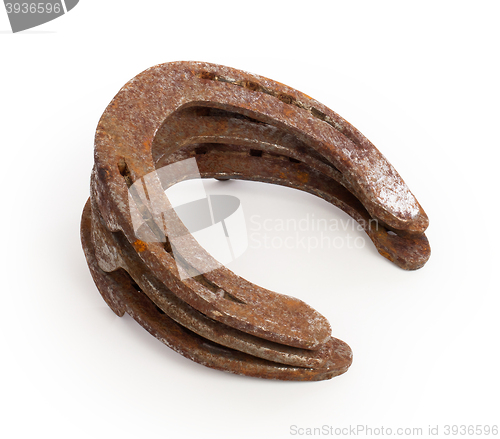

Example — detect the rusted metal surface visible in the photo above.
[81,61,430,380]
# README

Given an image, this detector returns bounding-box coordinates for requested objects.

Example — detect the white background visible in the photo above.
[1,2,499,438]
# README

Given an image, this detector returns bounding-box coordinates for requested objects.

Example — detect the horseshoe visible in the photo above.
[81,61,430,380]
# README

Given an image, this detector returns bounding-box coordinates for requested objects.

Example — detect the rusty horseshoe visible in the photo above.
[81,61,430,381]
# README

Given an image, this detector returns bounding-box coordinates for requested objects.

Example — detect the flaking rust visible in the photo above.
[81,61,430,380]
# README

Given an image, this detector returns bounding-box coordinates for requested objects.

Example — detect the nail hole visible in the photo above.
[311,107,327,121]
[243,81,260,91]
[194,147,208,155]
[221,290,245,304]
[117,158,133,187]
[192,274,220,294]
[118,158,130,177]
[249,149,263,157]
[197,71,216,80]
[387,230,397,236]
[164,237,173,254]
[194,107,211,117]
[288,157,301,163]
[193,275,245,304]
[277,93,295,105]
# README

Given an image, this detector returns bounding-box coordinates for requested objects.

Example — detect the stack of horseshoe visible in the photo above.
[81,61,430,381]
